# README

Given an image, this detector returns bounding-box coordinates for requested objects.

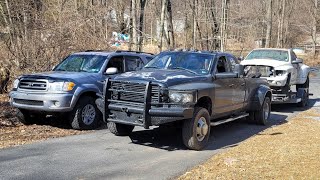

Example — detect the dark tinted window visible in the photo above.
[216,56,231,73]
[106,56,124,73]
[124,56,144,71]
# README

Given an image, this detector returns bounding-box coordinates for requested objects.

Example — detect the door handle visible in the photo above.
[229,84,235,87]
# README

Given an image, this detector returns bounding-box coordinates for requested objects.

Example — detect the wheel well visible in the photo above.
[266,91,272,99]
[195,96,212,115]
[79,91,98,99]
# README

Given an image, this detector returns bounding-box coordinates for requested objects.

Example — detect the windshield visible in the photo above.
[144,52,214,75]
[54,54,107,73]
[245,50,289,62]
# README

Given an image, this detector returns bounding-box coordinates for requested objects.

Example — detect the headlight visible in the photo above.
[275,70,287,76]
[13,79,19,89]
[48,81,75,92]
[169,91,194,103]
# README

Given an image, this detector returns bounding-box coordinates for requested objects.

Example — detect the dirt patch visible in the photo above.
[0,94,88,149]
[179,109,320,179]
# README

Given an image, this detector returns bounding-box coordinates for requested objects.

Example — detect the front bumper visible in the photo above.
[95,97,194,127]
[9,91,75,112]
[265,75,288,87]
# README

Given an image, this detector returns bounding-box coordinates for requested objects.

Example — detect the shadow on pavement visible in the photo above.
[129,113,288,151]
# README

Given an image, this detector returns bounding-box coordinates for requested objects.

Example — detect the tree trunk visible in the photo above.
[312,0,318,55]
[265,0,273,48]
[158,0,167,51]
[276,0,286,48]
[166,0,175,49]
[131,0,138,51]
[138,0,147,51]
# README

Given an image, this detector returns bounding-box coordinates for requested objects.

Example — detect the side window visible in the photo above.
[216,56,231,73]
[290,51,297,61]
[106,56,124,73]
[124,56,144,71]
[227,55,239,72]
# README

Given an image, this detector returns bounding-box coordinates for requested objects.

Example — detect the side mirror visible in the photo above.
[238,56,244,61]
[234,64,244,77]
[105,67,118,75]
[51,65,56,71]
[292,58,303,64]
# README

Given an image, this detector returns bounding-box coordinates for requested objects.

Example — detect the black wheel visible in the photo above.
[16,109,46,125]
[69,96,102,130]
[17,109,34,125]
[247,96,271,125]
[298,89,309,107]
[255,97,271,125]
[107,122,134,136]
[182,107,210,151]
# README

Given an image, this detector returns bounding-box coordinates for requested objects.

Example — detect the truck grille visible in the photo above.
[109,81,160,103]
[245,66,274,77]
[19,79,47,91]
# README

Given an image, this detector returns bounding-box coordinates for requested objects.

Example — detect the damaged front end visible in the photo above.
[244,65,289,87]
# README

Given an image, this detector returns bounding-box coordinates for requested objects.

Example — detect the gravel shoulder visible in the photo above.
[178,108,320,179]
[0,94,88,149]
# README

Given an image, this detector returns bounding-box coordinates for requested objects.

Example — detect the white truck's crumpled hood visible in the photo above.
[241,59,289,68]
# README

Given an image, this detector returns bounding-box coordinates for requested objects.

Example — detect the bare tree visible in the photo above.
[265,0,273,48]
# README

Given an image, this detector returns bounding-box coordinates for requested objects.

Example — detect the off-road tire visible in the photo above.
[17,109,45,125]
[182,107,210,151]
[247,96,271,125]
[107,122,134,136]
[69,96,101,130]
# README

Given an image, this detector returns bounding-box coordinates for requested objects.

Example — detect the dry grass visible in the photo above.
[0,94,88,149]
[179,109,320,180]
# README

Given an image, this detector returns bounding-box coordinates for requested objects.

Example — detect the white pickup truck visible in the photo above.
[241,48,310,106]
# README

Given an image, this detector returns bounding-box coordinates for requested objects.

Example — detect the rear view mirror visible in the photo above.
[292,58,303,64]
[234,64,244,77]
[105,67,118,75]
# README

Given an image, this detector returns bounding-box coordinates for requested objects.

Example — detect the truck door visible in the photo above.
[213,56,236,115]
[227,55,246,110]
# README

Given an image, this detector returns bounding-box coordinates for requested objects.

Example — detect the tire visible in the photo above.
[107,122,134,136]
[17,109,34,125]
[69,96,102,130]
[296,76,309,107]
[298,89,309,107]
[247,96,271,125]
[256,97,271,125]
[182,107,210,151]
[16,109,46,125]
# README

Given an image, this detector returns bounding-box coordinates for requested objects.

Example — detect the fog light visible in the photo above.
[53,101,60,106]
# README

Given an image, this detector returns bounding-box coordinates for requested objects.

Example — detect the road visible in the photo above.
[1,75,319,180]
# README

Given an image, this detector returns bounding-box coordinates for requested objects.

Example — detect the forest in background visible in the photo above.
[0,0,319,92]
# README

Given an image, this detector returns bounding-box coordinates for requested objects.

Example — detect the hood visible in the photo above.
[241,59,289,68]
[21,71,99,83]
[114,69,209,87]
